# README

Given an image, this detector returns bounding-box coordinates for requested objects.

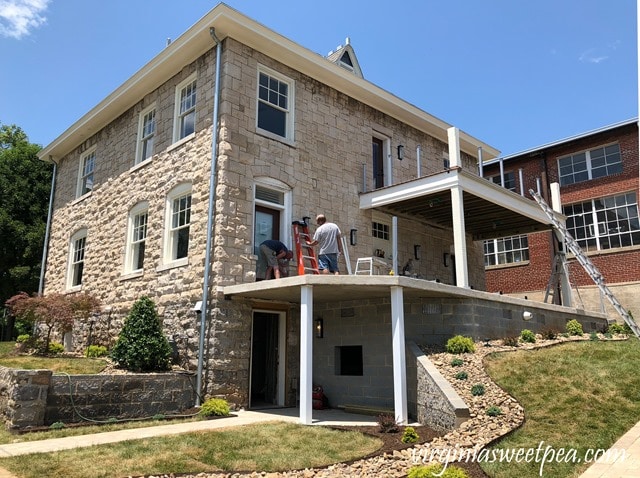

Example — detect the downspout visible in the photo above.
[196,27,222,407]
[38,156,58,295]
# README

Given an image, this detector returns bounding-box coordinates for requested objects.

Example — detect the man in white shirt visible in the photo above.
[306,214,343,275]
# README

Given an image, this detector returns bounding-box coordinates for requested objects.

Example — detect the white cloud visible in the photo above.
[0,0,50,39]
[579,47,609,64]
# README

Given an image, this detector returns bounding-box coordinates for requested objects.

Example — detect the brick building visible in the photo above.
[37,4,607,423]
[483,119,640,321]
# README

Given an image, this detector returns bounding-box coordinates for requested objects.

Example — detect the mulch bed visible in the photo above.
[328,424,490,478]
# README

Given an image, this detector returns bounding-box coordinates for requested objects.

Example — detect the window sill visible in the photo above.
[156,257,189,272]
[484,260,530,271]
[70,192,92,206]
[167,133,196,152]
[65,285,82,294]
[256,128,295,147]
[119,270,144,281]
[130,156,155,173]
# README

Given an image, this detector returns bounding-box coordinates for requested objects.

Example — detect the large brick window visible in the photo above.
[558,144,622,186]
[484,235,529,267]
[564,192,640,252]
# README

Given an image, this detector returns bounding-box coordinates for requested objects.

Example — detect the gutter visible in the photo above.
[38,157,58,295]
[196,28,222,407]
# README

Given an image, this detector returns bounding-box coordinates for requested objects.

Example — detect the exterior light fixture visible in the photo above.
[523,311,533,321]
[397,145,404,160]
[315,318,324,338]
[350,228,357,246]
[414,244,421,260]
[443,253,450,267]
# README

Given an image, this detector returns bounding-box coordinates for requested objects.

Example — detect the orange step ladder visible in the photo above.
[292,218,319,275]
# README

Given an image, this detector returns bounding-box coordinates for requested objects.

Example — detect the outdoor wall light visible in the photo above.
[443,252,450,267]
[315,318,324,338]
[414,244,421,260]
[192,301,203,314]
[523,311,533,321]
[397,144,404,160]
[350,228,358,246]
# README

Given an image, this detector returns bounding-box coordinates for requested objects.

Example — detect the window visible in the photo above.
[563,193,640,252]
[484,235,529,266]
[372,222,389,240]
[173,75,196,142]
[558,144,622,186]
[76,148,95,198]
[490,171,516,192]
[136,105,156,164]
[67,229,87,288]
[257,66,294,140]
[124,203,148,273]
[335,346,363,376]
[164,184,192,263]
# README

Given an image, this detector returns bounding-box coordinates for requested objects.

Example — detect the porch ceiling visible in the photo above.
[359,169,556,240]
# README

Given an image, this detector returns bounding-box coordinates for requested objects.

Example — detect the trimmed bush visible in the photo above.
[539,327,559,340]
[86,344,108,358]
[566,319,584,336]
[377,413,399,433]
[408,463,469,478]
[401,426,419,443]
[520,329,536,343]
[48,342,64,354]
[486,406,502,417]
[16,334,30,343]
[199,398,231,417]
[111,296,172,372]
[445,335,475,354]
[454,371,468,380]
[502,336,519,347]
[450,357,464,367]
[471,384,485,396]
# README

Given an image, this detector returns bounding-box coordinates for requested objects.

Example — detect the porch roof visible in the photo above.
[359,168,555,241]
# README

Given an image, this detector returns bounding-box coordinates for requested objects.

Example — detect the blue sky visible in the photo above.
[0,0,637,156]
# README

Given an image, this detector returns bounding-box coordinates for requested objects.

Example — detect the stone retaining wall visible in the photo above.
[0,366,197,429]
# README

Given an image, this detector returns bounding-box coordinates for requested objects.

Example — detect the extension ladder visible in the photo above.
[292,219,319,275]
[530,189,640,338]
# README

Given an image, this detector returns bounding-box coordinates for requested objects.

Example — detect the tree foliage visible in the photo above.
[111,296,172,372]
[5,291,101,353]
[0,124,52,308]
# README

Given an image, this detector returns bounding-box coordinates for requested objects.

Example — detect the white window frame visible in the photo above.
[124,202,149,274]
[484,235,529,267]
[162,183,192,267]
[563,192,640,252]
[256,65,295,141]
[67,228,87,290]
[558,143,622,186]
[490,171,516,192]
[172,74,197,143]
[253,178,292,252]
[135,104,156,165]
[372,131,392,187]
[76,147,96,198]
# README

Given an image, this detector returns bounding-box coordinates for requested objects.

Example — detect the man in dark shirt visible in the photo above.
[259,239,293,279]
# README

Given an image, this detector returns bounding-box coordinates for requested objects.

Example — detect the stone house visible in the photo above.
[38,3,608,424]
[482,119,640,320]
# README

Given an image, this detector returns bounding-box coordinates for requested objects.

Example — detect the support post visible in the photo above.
[299,285,313,425]
[390,286,408,424]
[450,185,469,288]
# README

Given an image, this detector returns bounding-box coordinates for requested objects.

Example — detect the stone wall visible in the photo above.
[0,367,196,429]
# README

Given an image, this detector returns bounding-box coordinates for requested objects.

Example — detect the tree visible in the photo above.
[0,124,52,315]
[111,296,172,372]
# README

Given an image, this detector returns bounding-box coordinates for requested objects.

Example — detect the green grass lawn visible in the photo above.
[0,341,107,374]
[481,339,640,478]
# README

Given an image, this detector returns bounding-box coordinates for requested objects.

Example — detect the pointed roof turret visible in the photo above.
[326,37,364,78]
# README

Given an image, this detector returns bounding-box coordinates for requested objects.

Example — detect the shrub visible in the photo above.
[502,336,519,347]
[589,331,599,341]
[471,384,485,396]
[454,371,468,380]
[566,319,584,336]
[401,426,419,443]
[608,323,631,335]
[539,327,559,340]
[486,406,502,417]
[49,421,65,430]
[520,329,536,343]
[377,413,399,433]
[198,398,231,417]
[407,463,469,478]
[445,335,475,354]
[111,296,172,372]
[450,358,464,367]
[16,334,30,343]
[47,342,64,354]
[86,345,108,358]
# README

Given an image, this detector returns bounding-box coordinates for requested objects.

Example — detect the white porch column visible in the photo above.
[299,285,313,425]
[447,127,461,168]
[390,286,408,424]
[450,185,470,288]
[550,182,573,307]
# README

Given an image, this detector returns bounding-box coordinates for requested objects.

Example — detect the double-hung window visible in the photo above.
[257,66,294,140]
[490,172,516,192]
[76,148,96,198]
[125,203,148,273]
[136,105,156,164]
[558,144,622,186]
[484,235,529,266]
[563,193,640,252]
[173,75,196,142]
[164,184,192,264]
[67,229,87,288]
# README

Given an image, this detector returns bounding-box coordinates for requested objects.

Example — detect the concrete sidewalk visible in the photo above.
[578,420,640,478]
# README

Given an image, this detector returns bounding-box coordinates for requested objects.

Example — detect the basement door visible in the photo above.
[250,311,286,409]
